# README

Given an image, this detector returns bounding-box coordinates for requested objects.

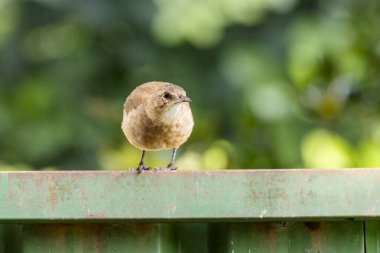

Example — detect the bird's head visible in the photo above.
[146,82,192,123]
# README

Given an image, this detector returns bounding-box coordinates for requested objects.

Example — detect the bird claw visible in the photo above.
[135,165,176,172]
[137,164,151,172]
[153,166,177,171]
[166,163,178,170]
[166,162,177,170]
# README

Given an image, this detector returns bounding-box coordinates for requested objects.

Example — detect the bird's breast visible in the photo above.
[122,105,193,150]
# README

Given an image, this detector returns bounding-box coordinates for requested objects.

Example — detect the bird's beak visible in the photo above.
[179,96,192,103]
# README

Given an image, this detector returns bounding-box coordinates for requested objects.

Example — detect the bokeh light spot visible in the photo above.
[301,129,353,168]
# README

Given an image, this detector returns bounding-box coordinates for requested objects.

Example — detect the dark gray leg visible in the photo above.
[167,148,178,170]
[137,150,150,172]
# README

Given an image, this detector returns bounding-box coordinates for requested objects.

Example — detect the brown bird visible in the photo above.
[122,81,194,171]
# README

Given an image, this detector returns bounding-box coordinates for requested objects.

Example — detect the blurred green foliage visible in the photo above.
[0,0,379,170]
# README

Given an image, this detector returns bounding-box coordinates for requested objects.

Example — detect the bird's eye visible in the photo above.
[163,92,171,99]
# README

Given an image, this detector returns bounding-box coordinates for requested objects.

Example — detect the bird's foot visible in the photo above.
[154,166,177,171]
[137,164,151,173]
[166,163,177,170]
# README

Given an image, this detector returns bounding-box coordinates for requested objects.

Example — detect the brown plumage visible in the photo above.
[122,81,194,171]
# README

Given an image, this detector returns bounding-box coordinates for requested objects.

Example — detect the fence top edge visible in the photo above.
[1,168,379,175]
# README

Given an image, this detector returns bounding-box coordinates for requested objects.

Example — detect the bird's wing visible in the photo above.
[123,95,143,115]
[123,84,155,114]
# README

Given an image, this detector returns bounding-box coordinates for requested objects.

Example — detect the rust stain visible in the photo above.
[305,222,321,231]
[244,223,281,249]
[16,178,26,192]
[92,224,106,253]
[29,224,109,251]
[266,222,288,248]
[125,223,157,237]
[307,222,323,250]
[84,213,108,218]
[47,178,57,208]
[33,173,44,187]
[29,224,67,249]
[55,225,66,250]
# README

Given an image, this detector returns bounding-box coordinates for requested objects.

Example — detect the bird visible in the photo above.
[122,81,194,172]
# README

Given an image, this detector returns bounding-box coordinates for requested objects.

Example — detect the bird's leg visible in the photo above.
[137,150,150,172]
[166,148,178,170]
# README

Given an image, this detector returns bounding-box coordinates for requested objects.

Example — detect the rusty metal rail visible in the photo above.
[0,169,380,221]
[1,169,380,252]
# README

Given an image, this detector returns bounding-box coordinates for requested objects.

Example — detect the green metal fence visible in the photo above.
[0,169,379,252]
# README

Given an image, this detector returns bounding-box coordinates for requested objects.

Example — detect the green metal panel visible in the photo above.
[211,222,364,253]
[19,222,365,253]
[0,169,380,221]
[22,224,178,253]
[21,223,211,253]
[175,223,209,253]
[0,225,22,253]
[365,221,380,253]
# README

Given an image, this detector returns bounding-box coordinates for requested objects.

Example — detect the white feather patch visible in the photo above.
[160,104,182,124]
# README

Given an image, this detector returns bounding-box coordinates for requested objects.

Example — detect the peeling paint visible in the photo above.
[83,213,108,218]
[260,209,268,218]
